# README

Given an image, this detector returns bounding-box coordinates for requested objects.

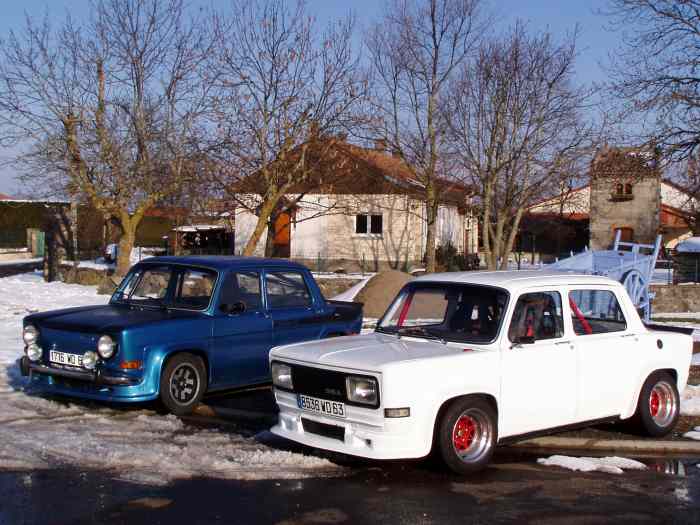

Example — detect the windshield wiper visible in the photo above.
[396,326,447,344]
[127,296,171,311]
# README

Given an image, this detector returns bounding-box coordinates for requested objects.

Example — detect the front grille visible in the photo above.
[301,418,345,441]
[291,364,348,403]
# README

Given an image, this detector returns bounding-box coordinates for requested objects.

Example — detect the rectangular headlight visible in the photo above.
[271,362,293,390]
[345,376,378,406]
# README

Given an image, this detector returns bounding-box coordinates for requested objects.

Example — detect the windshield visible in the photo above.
[112,265,217,310]
[377,283,509,344]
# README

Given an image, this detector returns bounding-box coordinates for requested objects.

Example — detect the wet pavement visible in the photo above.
[2,388,700,524]
[1,452,699,524]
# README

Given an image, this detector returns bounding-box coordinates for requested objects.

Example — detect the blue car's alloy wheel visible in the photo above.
[160,353,207,415]
[170,363,200,405]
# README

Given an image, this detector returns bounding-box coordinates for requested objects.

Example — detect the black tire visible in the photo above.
[159,353,207,416]
[437,396,497,475]
[633,372,680,437]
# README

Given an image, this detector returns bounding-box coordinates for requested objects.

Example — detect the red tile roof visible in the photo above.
[234,138,474,206]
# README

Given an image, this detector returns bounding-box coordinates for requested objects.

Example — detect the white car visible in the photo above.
[269,271,693,474]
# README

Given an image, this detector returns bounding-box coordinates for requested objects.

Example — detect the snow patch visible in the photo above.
[537,455,647,475]
[0,272,342,484]
[681,385,700,416]
[683,427,700,441]
[0,257,42,267]
[331,277,371,302]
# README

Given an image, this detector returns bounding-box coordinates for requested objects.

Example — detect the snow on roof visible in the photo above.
[675,237,700,253]
[0,198,70,204]
[172,224,226,232]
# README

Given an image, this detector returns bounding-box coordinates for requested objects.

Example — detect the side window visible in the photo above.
[175,269,216,309]
[569,289,627,335]
[219,272,262,311]
[508,291,564,343]
[266,271,312,308]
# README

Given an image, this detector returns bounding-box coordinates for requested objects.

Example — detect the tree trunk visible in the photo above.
[116,218,137,277]
[264,212,278,257]
[424,195,439,273]
[243,198,277,256]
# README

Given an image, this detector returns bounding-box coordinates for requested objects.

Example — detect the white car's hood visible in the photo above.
[270,332,483,372]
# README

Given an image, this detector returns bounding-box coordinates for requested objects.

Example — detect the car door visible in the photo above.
[499,289,577,436]
[568,287,637,421]
[211,271,273,388]
[264,269,325,347]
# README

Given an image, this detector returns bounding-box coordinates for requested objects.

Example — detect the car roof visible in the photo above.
[413,270,622,293]
[136,256,307,272]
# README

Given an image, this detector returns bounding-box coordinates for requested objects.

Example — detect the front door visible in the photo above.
[499,290,577,437]
[272,212,292,258]
[568,287,637,420]
[211,271,273,387]
[264,269,324,347]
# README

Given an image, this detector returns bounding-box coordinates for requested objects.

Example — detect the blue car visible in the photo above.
[20,257,363,414]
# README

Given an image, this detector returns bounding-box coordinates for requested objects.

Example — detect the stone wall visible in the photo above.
[650,284,700,314]
[589,148,661,250]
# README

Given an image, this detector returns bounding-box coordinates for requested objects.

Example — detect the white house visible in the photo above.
[233,140,479,272]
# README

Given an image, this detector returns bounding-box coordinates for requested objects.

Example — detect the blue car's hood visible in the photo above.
[27,304,204,333]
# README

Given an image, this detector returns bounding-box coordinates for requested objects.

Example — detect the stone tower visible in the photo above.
[589,147,661,250]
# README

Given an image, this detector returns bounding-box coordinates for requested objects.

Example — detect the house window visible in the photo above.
[624,183,633,195]
[355,214,383,235]
[614,227,634,243]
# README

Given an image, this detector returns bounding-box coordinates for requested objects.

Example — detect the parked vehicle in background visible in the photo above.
[270,271,692,474]
[20,257,362,415]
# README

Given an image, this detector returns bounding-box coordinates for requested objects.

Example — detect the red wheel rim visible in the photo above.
[453,415,477,451]
[649,390,660,417]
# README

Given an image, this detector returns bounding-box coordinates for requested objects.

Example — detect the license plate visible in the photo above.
[297,394,346,418]
[49,350,84,368]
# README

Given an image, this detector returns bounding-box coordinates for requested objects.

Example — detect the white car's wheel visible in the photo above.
[438,397,497,474]
[634,372,679,437]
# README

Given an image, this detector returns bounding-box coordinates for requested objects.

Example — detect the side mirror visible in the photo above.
[220,301,246,315]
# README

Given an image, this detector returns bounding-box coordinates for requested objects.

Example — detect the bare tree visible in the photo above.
[449,23,594,270]
[0,0,211,275]
[207,0,366,257]
[365,0,487,273]
[603,1,700,161]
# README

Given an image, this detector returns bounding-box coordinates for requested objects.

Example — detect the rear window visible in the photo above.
[569,289,627,335]
[266,271,312,308]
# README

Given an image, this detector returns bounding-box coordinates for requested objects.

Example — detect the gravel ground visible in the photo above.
[689,364,700,384]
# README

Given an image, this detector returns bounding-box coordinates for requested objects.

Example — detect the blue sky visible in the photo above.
[0,0,614,195]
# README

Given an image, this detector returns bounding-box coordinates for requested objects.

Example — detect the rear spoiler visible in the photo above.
[643,323,695,336]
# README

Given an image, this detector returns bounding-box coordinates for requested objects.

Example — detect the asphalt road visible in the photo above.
[2,450,699,525]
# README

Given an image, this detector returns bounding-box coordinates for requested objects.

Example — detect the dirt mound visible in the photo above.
[355,270,412,318]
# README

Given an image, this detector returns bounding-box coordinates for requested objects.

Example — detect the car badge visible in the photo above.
[51,343,58,351]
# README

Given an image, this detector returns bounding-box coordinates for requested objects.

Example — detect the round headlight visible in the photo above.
[23,325,39,345]
[82,351,98,370]
[26,343,42,362]
[97,335,116,359]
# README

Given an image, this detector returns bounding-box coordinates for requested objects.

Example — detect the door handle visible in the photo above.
[621,334,636,338]
[555,340,573,347]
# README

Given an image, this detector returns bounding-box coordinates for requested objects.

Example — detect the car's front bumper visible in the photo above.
[20,356,159,403]
[271,388,430,460]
